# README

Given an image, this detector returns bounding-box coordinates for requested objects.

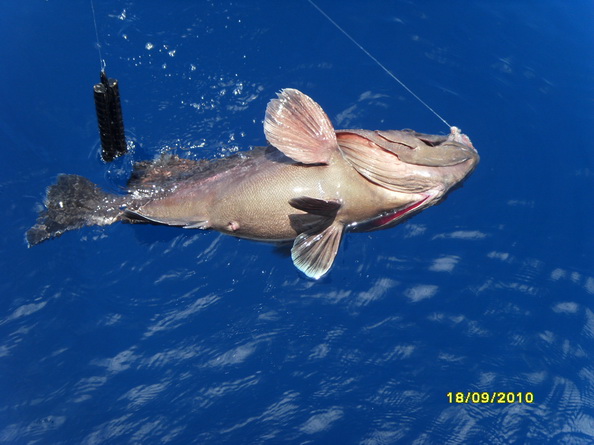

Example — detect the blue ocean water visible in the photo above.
[2,0,594,443]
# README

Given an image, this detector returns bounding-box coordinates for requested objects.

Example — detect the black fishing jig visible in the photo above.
[93,71,127,162]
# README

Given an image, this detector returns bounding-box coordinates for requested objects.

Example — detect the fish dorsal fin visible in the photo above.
[291,221,344,280]
[264,89,338,164]
[336,131,436,193]
[128,154,205,189]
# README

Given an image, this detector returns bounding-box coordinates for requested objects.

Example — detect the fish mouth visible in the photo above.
[448,126,479,164]
[449,126,475,149]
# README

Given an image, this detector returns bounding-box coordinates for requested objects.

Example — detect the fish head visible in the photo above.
[387,125,480,191]
[336,125,478,196]
[336,126,479,231]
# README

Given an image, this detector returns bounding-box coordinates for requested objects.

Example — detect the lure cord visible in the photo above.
[89,0,127,162]
[306,0,451,129]
[90,0,106,72]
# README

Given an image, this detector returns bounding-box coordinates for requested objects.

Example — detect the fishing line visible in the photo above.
[306,0,451,129]
[90,0,106,71]
[90,0,128,162]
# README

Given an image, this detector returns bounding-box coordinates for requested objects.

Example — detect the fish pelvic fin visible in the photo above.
[26,175,124,246]
[289,196,342,217]
[264,88,338,165]
[288,196,341,233]
[289,197,344,279]
[291,220,344,280]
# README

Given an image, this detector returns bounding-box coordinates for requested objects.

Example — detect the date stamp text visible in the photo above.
[446,392,534,404]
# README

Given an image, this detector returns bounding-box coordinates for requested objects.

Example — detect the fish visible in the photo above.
[26,88,479,279]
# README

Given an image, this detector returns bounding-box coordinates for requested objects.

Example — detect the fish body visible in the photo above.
[27,89,479,279]
[130,146,417,240]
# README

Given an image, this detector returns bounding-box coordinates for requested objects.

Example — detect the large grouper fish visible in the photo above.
[27,88,479,279]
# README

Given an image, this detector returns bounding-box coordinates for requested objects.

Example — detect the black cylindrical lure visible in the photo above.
[94,71,127,162]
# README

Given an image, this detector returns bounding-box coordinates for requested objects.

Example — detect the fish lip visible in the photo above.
[448,126,480,169]
[449,126,478,153]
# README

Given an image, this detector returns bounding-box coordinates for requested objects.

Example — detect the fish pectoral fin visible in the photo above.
[123,210,209,229]
[336,132,433,193]
[291,221,344,280]
[289,196,342,217]
[264,89,338,165]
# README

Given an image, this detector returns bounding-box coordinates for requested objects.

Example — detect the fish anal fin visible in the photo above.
[123,209,209,229]
[184,221,210,229]
[264,89,338,165]
[291,222,344,280]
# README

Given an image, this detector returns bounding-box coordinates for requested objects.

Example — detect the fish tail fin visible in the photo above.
[26,174,124,246]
